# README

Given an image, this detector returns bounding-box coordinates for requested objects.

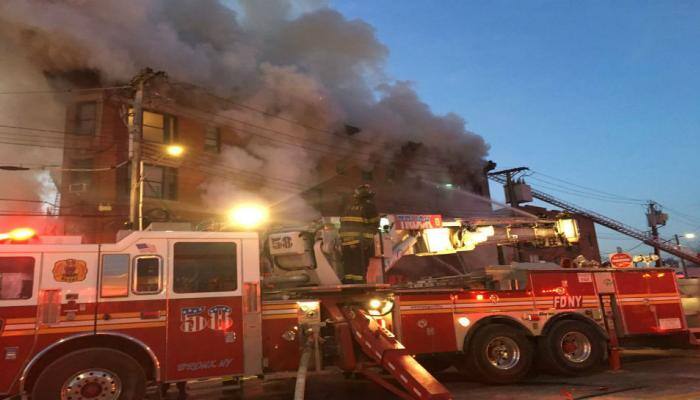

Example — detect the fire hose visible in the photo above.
[293,337,314,400]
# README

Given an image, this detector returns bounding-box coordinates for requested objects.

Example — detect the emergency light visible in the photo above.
[0,227,36,242]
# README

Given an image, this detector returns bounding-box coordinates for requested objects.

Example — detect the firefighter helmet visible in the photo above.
[354,184,375,200]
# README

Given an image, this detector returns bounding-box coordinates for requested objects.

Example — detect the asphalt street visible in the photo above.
[158,349,700,400]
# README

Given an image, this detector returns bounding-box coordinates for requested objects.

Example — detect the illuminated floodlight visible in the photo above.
[423,228,454,253]
[685,233,696,239]
[228,204,269,229]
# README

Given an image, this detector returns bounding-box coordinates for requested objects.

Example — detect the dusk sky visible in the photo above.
[332,0,700,258]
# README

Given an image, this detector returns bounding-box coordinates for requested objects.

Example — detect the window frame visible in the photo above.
[75,101,97,136]
[132,255,163,295]
[142,164,178,200]
[100,254,130,298]
[204,126,221,153]
[171,241,240,296]
[0,256,36,301]
[71,158,94,185]
[129,109,177,144]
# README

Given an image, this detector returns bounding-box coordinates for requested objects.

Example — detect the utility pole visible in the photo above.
[675,234,689,277]
[646,201,667,267]
[128,68,164,229]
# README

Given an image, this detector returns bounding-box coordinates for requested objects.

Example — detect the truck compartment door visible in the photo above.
[0,254,39,394]
[166,240,244,381]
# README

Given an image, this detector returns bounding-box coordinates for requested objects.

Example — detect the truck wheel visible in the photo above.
[466,324,534,384]
[31,348,146,400]
[540,320,604,375]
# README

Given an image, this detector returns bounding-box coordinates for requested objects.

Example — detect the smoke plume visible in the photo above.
[0,0,489,224]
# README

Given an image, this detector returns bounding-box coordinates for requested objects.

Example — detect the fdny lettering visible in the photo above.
[180,305,234,333]
[180,306,207,333]
[553,295,583,309]
[208,305,234,331]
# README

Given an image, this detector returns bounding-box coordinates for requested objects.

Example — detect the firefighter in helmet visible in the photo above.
[339,184,379,283]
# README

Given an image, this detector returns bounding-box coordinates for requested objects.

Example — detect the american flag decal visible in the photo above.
[136,243,157,253]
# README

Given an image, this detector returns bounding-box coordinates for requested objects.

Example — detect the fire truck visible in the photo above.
[0,229,452,400]
[371,213,699,383]
[1,220,699,399]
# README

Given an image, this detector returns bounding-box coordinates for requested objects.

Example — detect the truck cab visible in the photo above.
[0,230,262,399]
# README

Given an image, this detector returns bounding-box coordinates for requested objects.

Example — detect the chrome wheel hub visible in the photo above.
[561,331,592,363]
[61,368,122,400]
[485,336,521,370]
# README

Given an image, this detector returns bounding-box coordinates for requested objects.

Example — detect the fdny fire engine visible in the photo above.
[1,219,699,399]
[0,228,453,400]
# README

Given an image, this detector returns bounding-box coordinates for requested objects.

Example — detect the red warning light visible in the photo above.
[1,228,36,242]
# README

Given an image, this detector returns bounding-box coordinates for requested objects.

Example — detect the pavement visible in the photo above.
[159,348,700,400]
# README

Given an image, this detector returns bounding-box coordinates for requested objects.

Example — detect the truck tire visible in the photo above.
[465,323,534,384]
[539,320,604,375]
[30,348,146,400]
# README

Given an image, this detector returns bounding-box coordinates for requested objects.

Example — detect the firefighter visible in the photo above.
[340,184,379,284]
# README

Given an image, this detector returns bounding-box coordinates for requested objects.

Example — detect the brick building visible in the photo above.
[59,84,496,245]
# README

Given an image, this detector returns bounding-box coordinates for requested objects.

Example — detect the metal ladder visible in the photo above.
[322,302,453,400]
[489,174,700,265]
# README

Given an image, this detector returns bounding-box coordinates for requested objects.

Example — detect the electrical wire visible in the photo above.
[530,170,647,202]
[0,85,130,95]
[147,92,454,174]
[526,179,644,205]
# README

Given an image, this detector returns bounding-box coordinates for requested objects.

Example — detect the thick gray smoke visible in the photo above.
[0,38,64,216]
[0,0,489,224]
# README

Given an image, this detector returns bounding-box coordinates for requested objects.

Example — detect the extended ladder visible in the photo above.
[489,174,700,265]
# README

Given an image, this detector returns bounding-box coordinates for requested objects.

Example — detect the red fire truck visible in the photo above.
[390,263,698,383]
[0,229,451,400]
[2,226,698,399]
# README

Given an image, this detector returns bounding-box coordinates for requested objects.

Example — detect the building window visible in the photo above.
[75,101,97,135]
[204,126,221,153]
[71,158,93,185]
[101,254,129,298]
[132,256,162,294]
[0,257,34,300]
[129,110,177,143]
[173,242,237,293]
[143,164,177,200]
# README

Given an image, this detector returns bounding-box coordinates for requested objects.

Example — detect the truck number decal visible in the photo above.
[180,305,234,333]
[553,295,583,309]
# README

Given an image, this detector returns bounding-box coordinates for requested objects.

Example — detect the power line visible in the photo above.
[148,92,454,174]
[168,79,373,146]
[527,179,644,205]
[530,170,647,202]
[527,175,644,204]
[0,85,130,95]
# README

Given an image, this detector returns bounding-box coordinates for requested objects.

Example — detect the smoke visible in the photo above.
[0,38,64,214]
[0,0,489,224]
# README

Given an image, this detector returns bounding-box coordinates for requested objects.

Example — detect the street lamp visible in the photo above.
[138,144,185,230]
[673,233,696,278]
[165,144,185,157]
